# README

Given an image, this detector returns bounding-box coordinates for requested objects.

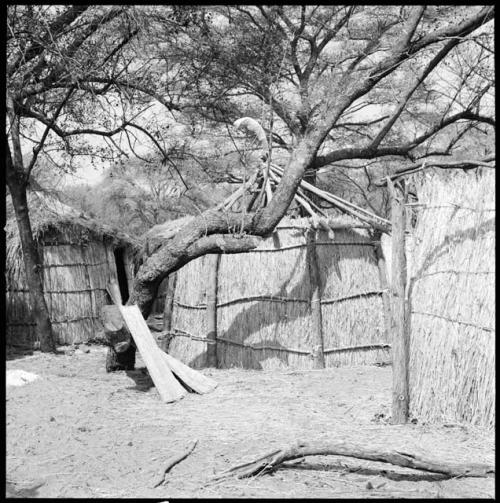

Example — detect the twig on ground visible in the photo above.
[153,440,198,488]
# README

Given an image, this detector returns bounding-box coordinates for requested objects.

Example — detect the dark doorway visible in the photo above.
[114,248,130,304]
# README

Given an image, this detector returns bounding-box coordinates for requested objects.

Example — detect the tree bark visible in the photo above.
[6,164,56,352]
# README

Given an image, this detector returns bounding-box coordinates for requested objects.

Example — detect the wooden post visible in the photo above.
[373,232,392,343]
[162,272,178,332]
[306,228,325,369]
[206,254,220,368]
[388,179,409,424]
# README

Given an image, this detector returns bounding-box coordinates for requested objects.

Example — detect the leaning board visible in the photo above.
[162,351,217,394]
[118,304,187,403]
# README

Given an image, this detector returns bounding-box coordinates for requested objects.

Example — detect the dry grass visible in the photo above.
[408,169,495,427]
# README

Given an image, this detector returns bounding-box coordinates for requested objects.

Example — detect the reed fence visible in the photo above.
[156,217,390,370]
[407,169,495,427]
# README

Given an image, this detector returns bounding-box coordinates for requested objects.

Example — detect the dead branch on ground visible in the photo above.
[214,441,494,480]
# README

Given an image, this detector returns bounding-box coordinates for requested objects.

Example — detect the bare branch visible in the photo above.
[376,156,495,185]
[315,110,495,169]
[26,86,75,177]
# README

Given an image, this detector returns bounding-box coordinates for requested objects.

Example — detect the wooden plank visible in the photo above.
[162,351,218,395]
[118,305,187,403]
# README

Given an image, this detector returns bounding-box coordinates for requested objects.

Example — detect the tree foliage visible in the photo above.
[5,5,495,345]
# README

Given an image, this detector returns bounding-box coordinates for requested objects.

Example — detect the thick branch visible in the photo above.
[376,156,495,185]
[314,111,495,169]
[216,441,494,480]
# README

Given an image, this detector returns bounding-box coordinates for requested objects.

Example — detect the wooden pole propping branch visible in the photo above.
[388,178,409,424]
[206,254,220,368]
[306,229,325,369]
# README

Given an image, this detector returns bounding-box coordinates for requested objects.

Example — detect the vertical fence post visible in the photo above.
[373,231,392,344]
[162,272,178,333]
[206,254,220,367]
[306,228,325,369]
[388,178,409,424]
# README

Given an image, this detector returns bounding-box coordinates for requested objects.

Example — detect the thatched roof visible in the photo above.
[6,191,141,276]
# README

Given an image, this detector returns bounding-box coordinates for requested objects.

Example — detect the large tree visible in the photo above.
[6,5,188,350]
[129,5,495,317]
[6,5,495,352]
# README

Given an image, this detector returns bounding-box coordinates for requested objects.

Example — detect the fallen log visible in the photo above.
[153,440,198,488]
[215,441,494,480]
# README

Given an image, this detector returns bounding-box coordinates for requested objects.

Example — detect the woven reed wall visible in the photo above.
[165,218,389,369]
[6,227,135,347]
[408,170,495,428]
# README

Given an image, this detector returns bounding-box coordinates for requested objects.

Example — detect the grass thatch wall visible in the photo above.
[6,212,139,347]
[408,169,495,428]
[162,217,389,369]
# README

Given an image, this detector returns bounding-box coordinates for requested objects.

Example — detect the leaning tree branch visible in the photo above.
[375,156,495,185]
[215,441,495,480]
[314,110,495,169]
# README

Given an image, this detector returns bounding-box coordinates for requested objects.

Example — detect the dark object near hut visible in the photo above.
[101,305,137,371]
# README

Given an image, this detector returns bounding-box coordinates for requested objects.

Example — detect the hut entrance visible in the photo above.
[114,248,129,303]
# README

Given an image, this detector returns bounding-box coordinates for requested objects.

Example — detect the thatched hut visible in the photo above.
[406,169,495,428]
[6,194,140,347]
[149,216,390,370]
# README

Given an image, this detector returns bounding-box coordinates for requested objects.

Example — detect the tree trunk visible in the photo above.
[7,176,56,352]
[129,138,320,320]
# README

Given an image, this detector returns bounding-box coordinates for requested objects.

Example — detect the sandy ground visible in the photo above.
[6,346,494,499]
